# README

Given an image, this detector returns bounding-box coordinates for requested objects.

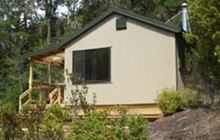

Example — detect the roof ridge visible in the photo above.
[23,6,181,59]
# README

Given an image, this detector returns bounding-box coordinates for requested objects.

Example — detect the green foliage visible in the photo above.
[157,88,182,115]
[180,88,199,108]
[21,102,45,140]
[0,128,4,140]
[1,86,21,111]
[112,106,148,140]
[67,107,148,140]
[185,0,220,87]
[41,104,70,140]
[79,0,182,26]
[70,83,95,116]
[0,86,25,139]
[20,103,70,139]
[151,0,183,21]
[125,116,148,140]
[215,44,220,63]
[0,101,24,139]
[157,88,200,115]
[66,70,96,115]
[67,111,115,140]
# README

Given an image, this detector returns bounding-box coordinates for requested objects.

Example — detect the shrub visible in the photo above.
[67,110,115,140]
[156,88,182,115]
[180,88,199,108]
[21,101,45,140]
[0,128,4,139]
[70,83,95,116]
[0,101,24,139]
[66,70,96,116]
[157,88,200,115]
[112,106,148,140]
[41,104,70,140]
[66,107,149,140]
[125,116,148,140]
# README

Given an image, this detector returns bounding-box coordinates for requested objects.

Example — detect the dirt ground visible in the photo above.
[149,108,220,140]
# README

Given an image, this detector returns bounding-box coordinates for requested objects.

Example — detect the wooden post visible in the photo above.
[39,92,42,103]
[19,96,22,113]
[29,62,33,89]
[28,62,33,101]
[49,95,52,104]
[58,86,61,104]
[48,64,51,85]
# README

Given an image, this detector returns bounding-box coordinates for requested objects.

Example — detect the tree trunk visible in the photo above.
[47,18,51,45]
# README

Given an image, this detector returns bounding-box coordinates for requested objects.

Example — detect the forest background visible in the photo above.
[0,0,219,106]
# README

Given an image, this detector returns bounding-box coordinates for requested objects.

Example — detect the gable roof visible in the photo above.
[24,6,181,59]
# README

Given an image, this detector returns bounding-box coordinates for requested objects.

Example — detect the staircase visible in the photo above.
[19,88,32,113]
[19,86,63,113]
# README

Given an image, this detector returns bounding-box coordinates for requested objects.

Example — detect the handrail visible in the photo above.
[49,86,61,104]
[19,88,31,99]
[19,86,63,112]
[19,88,32,113]
[33,80,65,86]
[22,100,31,108]
[49,88,58,99]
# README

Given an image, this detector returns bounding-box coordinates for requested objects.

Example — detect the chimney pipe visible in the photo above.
[181,2,190,32]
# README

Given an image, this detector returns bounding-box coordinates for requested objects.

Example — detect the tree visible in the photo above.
[78,0,183,26]
[0,0,30,92]
[64,0,80,32]
[79,0,111,26]
[36,0,65,44]
[185,0,220,87]
[152,0,183,21]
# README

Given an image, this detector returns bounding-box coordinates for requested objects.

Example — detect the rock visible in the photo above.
[149,108,220,140]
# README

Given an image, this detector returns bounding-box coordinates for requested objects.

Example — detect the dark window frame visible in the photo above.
[116,17,127,30]
[72,47,111,84]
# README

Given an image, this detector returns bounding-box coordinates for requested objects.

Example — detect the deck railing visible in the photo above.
[19,85,63,113]
[19,88,32,113]
[49,86,62,104]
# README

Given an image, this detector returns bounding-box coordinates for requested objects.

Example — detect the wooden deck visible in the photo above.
[67,103,162,120]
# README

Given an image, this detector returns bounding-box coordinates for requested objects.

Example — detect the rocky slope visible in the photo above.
[149,108,220,140]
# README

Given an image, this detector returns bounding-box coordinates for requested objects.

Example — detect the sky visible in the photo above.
[36,5,68,18]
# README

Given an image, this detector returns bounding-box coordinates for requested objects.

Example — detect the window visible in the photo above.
[116,17,127,30]
[73,48,110,83]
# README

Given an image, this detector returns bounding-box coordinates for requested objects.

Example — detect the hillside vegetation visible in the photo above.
[0,0,219,139]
